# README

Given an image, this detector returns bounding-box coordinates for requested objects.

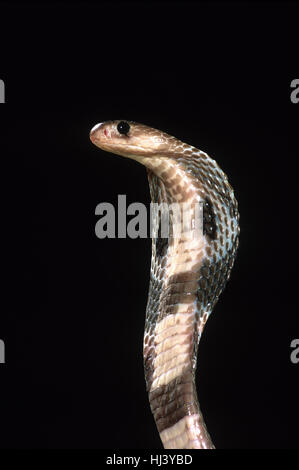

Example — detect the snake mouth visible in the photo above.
[90,133,160,161]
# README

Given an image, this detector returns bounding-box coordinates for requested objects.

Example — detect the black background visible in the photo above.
[0,1,298,449]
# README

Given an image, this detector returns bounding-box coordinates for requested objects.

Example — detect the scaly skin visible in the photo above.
[90,120,240,449]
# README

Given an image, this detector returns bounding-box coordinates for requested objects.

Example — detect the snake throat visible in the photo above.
[90,121,239,449]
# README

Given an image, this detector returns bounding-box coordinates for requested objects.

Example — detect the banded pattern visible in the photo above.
[90,121,239,449]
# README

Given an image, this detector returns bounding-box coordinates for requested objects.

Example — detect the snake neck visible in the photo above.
[143,157,214,449]
[143,152,239,449]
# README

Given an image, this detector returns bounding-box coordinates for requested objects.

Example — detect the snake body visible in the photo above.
[90,121,239,449]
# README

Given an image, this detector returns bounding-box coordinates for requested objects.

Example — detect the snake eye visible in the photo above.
[117,121,130,135]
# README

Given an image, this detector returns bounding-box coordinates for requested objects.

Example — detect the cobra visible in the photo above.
[90,120,240,449]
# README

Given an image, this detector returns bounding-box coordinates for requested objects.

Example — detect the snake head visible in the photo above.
[90,120,176,163]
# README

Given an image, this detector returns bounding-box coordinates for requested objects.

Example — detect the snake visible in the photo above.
[90,120,240,449]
